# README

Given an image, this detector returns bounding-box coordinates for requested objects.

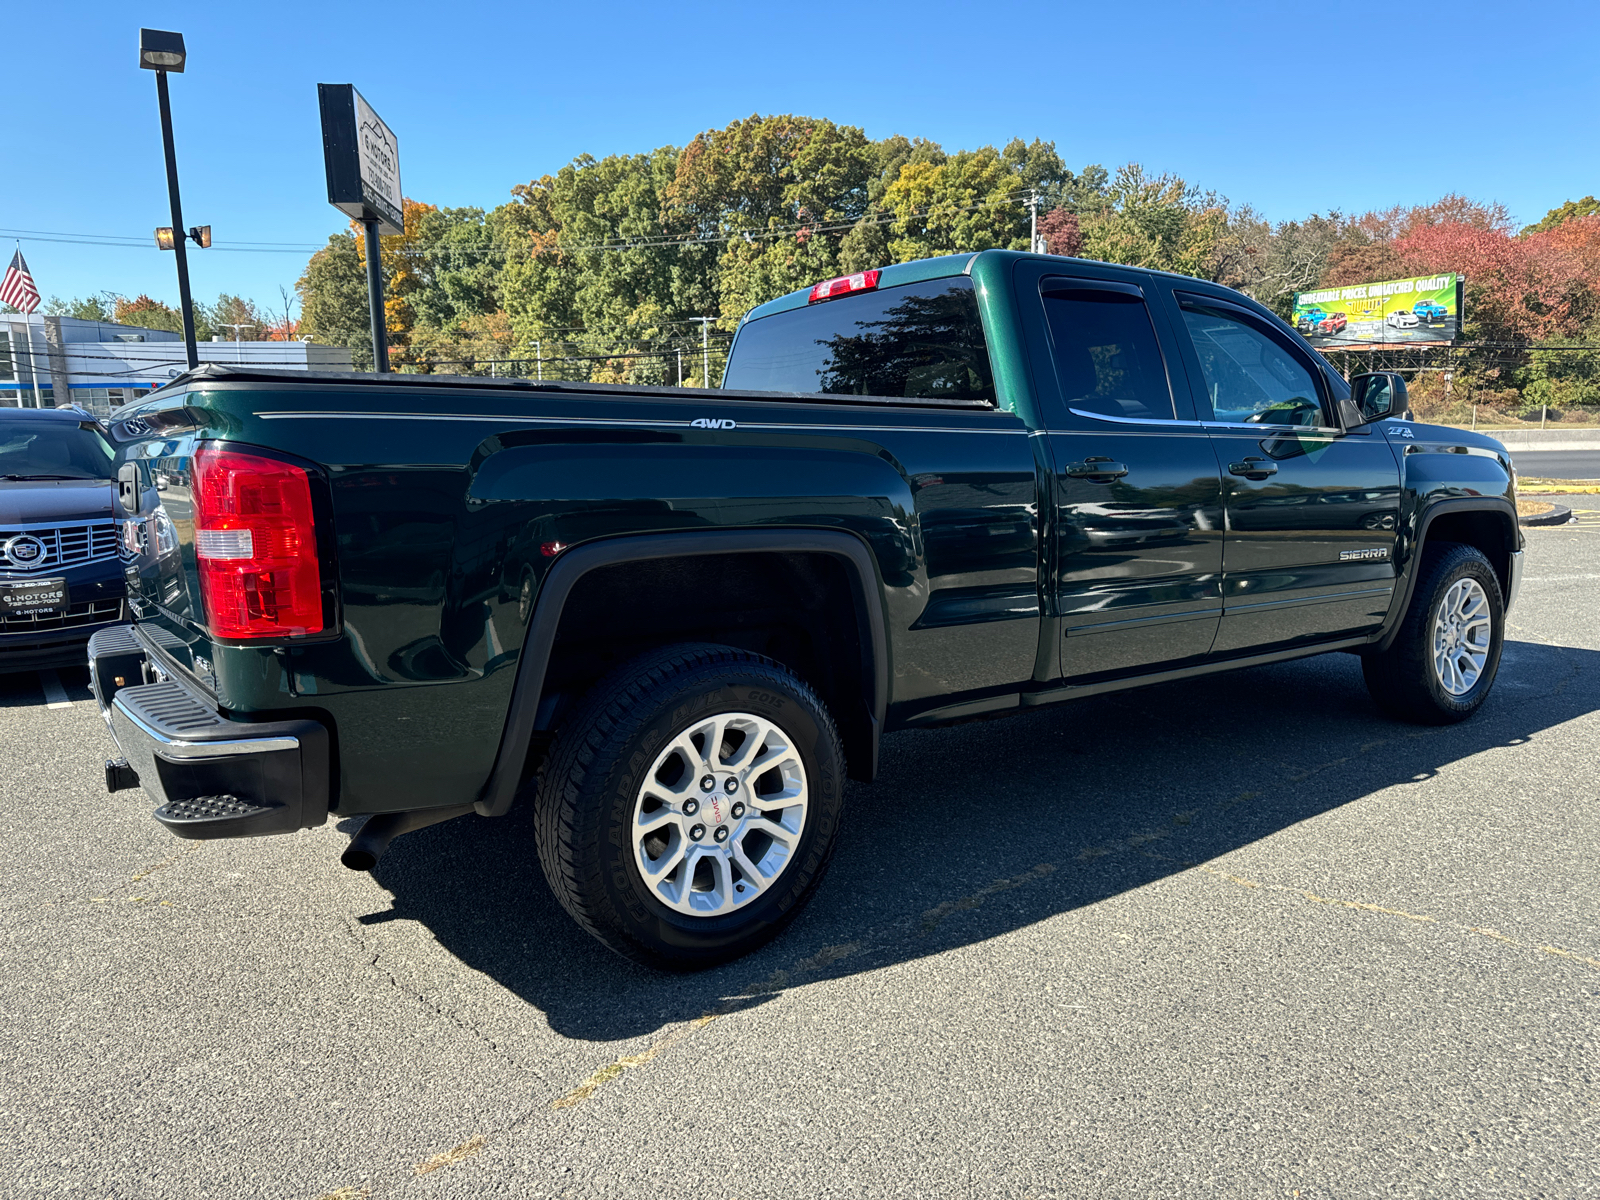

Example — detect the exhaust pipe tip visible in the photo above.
[340,804,475,872]
[341,846,379,872]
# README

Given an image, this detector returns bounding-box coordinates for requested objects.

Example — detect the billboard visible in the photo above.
[1292,273,1462,348]
[318,84,404,236]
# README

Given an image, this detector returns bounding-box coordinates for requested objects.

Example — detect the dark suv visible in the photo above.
[0,407,125,671]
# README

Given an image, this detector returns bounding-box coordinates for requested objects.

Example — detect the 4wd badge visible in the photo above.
[690,418,736,430]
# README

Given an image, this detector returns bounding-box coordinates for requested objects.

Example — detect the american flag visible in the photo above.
[1,248,40,314]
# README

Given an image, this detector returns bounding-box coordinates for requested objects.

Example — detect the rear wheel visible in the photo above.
[533,643,845,969]
[1362,542,1504,724]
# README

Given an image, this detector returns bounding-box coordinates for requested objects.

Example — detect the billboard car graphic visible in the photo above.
[1294,272,1461,347]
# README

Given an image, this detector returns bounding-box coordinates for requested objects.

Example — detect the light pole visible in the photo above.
[140,29,205,371]
[691,316,715,388]
[215,322,258,363]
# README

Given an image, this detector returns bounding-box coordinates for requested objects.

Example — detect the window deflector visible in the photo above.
[1041,277,1145,302]
[1039,277,1183,427]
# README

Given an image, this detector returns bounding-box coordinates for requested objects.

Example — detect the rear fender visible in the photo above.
[474,529,889,816]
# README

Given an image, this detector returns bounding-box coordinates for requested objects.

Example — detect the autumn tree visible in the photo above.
[210,294,267,340]
[113,294,214,340]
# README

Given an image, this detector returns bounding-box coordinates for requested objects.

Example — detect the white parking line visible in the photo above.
[39,670,72,709]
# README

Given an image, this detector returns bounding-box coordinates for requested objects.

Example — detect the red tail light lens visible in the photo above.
[192,444,324,639]
[808,269,881,303]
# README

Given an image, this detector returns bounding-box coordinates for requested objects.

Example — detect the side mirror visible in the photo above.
[1345,372,1409,426]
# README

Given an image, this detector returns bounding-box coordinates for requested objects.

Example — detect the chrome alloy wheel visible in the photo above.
[631,711,808,916]
[1431,577,1492,696]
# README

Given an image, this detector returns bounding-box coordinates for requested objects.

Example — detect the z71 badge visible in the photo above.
[1339,547,1390,561]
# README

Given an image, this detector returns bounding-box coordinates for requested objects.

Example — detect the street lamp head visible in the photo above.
[188,225,211,249]
[139,28,186,72]
[155,227,178,250]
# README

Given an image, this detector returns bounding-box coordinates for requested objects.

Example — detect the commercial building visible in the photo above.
[1,314,352,416]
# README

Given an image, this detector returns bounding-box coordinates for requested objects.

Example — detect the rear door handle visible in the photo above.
[1228,457,1278,480]
[1065,458,1129,481]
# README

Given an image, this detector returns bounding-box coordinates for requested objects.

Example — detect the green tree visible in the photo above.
[297,232,373,369]
[1076,165,1223,277]
[1523,196,1600,235]
[667,115,878,330]
[882,145,1029,261]
[42,294,119,321]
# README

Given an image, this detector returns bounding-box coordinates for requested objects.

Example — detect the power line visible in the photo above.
[0,190,1043,260]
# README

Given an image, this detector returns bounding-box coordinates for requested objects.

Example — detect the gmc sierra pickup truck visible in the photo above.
[90,249,1524,969]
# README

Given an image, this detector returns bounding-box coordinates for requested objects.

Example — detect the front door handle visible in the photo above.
[1228,457,1278,480]
[1065,457,1129,481]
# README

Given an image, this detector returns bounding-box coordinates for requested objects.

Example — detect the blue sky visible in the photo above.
[7,0,1597,313]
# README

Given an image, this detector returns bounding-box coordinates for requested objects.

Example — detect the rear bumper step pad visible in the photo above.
[88,626,331,840]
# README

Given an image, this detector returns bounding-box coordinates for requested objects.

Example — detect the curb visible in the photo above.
[1520,503,1574,527]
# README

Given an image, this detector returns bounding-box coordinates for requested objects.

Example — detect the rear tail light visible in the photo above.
[192,443,325,639]
[808,269,881,303]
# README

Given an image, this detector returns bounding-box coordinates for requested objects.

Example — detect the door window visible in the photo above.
[1179,297,1328,427]
[1041,284,1176,422]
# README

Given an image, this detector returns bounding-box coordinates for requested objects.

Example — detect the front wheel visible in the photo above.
[1362,542,1504,724]
[533,644,846,969]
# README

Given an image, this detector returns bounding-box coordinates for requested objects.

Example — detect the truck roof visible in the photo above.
[741,253,979,324]
[739,247,1265,326]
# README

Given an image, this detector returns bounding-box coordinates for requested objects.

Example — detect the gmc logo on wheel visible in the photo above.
[690,418,736,430]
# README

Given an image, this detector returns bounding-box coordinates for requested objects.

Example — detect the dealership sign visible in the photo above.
[317,84,404,236]
[1293,272,1463,348]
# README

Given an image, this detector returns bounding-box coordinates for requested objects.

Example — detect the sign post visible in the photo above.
[318,84,403,373]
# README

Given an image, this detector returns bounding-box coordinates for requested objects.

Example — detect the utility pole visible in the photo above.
[535,339,542,381]
[1027,188,1041,254]
[691,316,715,388]
[676,348,683,387]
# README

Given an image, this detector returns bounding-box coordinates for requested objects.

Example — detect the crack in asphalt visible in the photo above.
[338,915,536,1080]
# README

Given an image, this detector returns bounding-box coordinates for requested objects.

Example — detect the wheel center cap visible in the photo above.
[705,776,741,825]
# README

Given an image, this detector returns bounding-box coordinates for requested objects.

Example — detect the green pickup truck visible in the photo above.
[90,249,1524,968]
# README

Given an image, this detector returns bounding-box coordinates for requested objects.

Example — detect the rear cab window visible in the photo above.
[723,277,996,407]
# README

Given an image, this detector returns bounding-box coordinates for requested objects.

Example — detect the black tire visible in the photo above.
[1362,542,1504,725]
[533,643,846,970]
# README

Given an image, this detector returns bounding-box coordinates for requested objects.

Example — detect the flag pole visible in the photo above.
[17,244,41,407]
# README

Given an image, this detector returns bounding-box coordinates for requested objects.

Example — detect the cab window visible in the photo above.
[1177,296,1327,427]
[723,277,995,406]
[1040,283,1176,422]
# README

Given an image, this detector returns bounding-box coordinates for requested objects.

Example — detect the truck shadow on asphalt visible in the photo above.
[362,637,1598,1042]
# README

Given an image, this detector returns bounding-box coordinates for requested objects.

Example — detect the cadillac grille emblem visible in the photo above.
[2,534,47,568]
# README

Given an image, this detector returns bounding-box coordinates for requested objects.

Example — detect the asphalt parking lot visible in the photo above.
[4,502,1598,1200]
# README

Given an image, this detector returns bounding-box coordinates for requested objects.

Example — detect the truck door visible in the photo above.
[1016,264,1226,682]
[1160,289,1402,655]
